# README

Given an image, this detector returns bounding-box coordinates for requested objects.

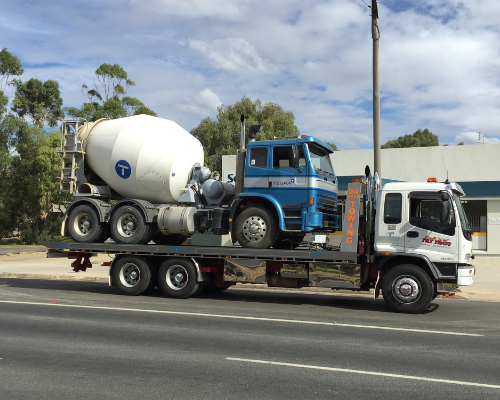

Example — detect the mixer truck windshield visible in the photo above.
[307,144,335,177]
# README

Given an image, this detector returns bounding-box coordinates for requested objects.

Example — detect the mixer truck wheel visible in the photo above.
[112,256,156,296]
[158,259,200,299]
[110,205,153,245]
[67,204,106,243]
[235,207,277,249]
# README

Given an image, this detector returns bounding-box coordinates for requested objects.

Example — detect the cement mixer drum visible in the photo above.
[79,115,204,204]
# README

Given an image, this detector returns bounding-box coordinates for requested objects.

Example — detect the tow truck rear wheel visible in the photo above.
[235,207,277,249]
[158,259,200,299]
[112,256,156,296]
[382,264,433,314]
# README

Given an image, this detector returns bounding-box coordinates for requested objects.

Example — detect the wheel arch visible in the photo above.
[231,194,285,231]
[379,254,439,281]
[64,198,111,236]
[110,199,158,223]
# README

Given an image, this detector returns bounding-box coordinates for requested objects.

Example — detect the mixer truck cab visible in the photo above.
[233,136,341,248]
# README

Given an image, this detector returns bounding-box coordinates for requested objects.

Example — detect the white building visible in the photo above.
[222,143,500,254]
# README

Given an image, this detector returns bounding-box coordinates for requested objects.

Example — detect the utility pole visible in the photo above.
[371,0,381,182]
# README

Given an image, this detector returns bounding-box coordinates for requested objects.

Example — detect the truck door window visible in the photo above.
[250,148,267,168]
[409,192,455,236]
[272,146,304,168]
[384,193,402,224]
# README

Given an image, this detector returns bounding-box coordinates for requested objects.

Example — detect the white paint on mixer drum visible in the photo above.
[83,115,204,203]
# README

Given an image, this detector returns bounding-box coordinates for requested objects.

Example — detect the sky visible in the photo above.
[1,0,499,149]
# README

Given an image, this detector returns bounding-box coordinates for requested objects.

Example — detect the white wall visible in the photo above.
[332,144,500,183]
[487,200,500,254]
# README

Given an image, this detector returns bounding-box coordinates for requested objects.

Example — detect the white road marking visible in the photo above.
[226,357,500,389]
[0,300,483,337]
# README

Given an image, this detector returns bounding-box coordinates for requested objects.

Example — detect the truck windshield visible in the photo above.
[453,193,471,231]
[307,144,335,177]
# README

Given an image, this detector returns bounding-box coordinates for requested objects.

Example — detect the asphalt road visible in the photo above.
[1,279,500,400]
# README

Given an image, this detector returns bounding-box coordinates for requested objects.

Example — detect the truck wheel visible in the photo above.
[153,233,187,246]
[67,204,106,243]
[158,259,200,299]
[112,256,156,296]
[235,207,277,248]
[382,264,433,314]
[110,205,152,245]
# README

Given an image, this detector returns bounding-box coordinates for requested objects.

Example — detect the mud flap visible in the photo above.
[374,271,382,299]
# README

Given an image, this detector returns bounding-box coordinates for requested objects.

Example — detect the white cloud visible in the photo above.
[2,0,500,150]
[189,38,267,72]
[130,0,244,20]
[177,88,222,115]
[454,132,500,145]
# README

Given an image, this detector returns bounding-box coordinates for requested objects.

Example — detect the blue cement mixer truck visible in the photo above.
[57,114,341,249]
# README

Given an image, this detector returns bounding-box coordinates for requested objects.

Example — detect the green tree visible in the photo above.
[65,63,156,121]
[325,141,339,151]
[191,97,299,172]
[0,48,24,90]
[11,78,64,128]
[457,142,464,145]
[381,128,439,149]
[0,90,7,115]
[0,119,68,242]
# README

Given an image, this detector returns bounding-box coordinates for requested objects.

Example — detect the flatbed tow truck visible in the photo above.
[41,175,475,314]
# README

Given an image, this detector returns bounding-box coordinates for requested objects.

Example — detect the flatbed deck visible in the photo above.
[40,241,358,264]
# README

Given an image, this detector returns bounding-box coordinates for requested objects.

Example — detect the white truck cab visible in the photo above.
[371,178,475,311]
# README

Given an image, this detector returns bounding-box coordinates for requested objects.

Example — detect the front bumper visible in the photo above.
[457,264,475,286]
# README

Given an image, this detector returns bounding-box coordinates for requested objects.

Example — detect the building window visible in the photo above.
[384,193,402,224]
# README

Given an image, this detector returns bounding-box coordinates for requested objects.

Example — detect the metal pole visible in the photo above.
[372,0,381,182]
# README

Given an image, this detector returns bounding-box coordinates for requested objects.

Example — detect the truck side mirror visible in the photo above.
[440,191,450,201]
[440,201,450,224]
[289,145,299,169]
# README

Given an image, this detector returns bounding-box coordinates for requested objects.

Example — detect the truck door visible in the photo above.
[268,145,308,230]
[243,146,270,194]
[405,191,458,261]
[375,191,406,254]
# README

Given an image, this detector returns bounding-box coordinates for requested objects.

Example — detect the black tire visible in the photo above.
[235,207,277,249]
[273,235,304,250]
[97,224,111,243]
[67,204,106,243]
[382,264,434,314]
[110,205,152,244]
[158,258,200,299]
[153,233,187,246]
[112,256,156,296]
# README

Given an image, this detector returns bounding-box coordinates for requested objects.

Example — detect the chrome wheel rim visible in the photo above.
[117,212,138,237]
[73,212,93,237]
[119,263,140,288]
[242,215,267,243]
[166,265,188,291]
[392,276,421,303]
